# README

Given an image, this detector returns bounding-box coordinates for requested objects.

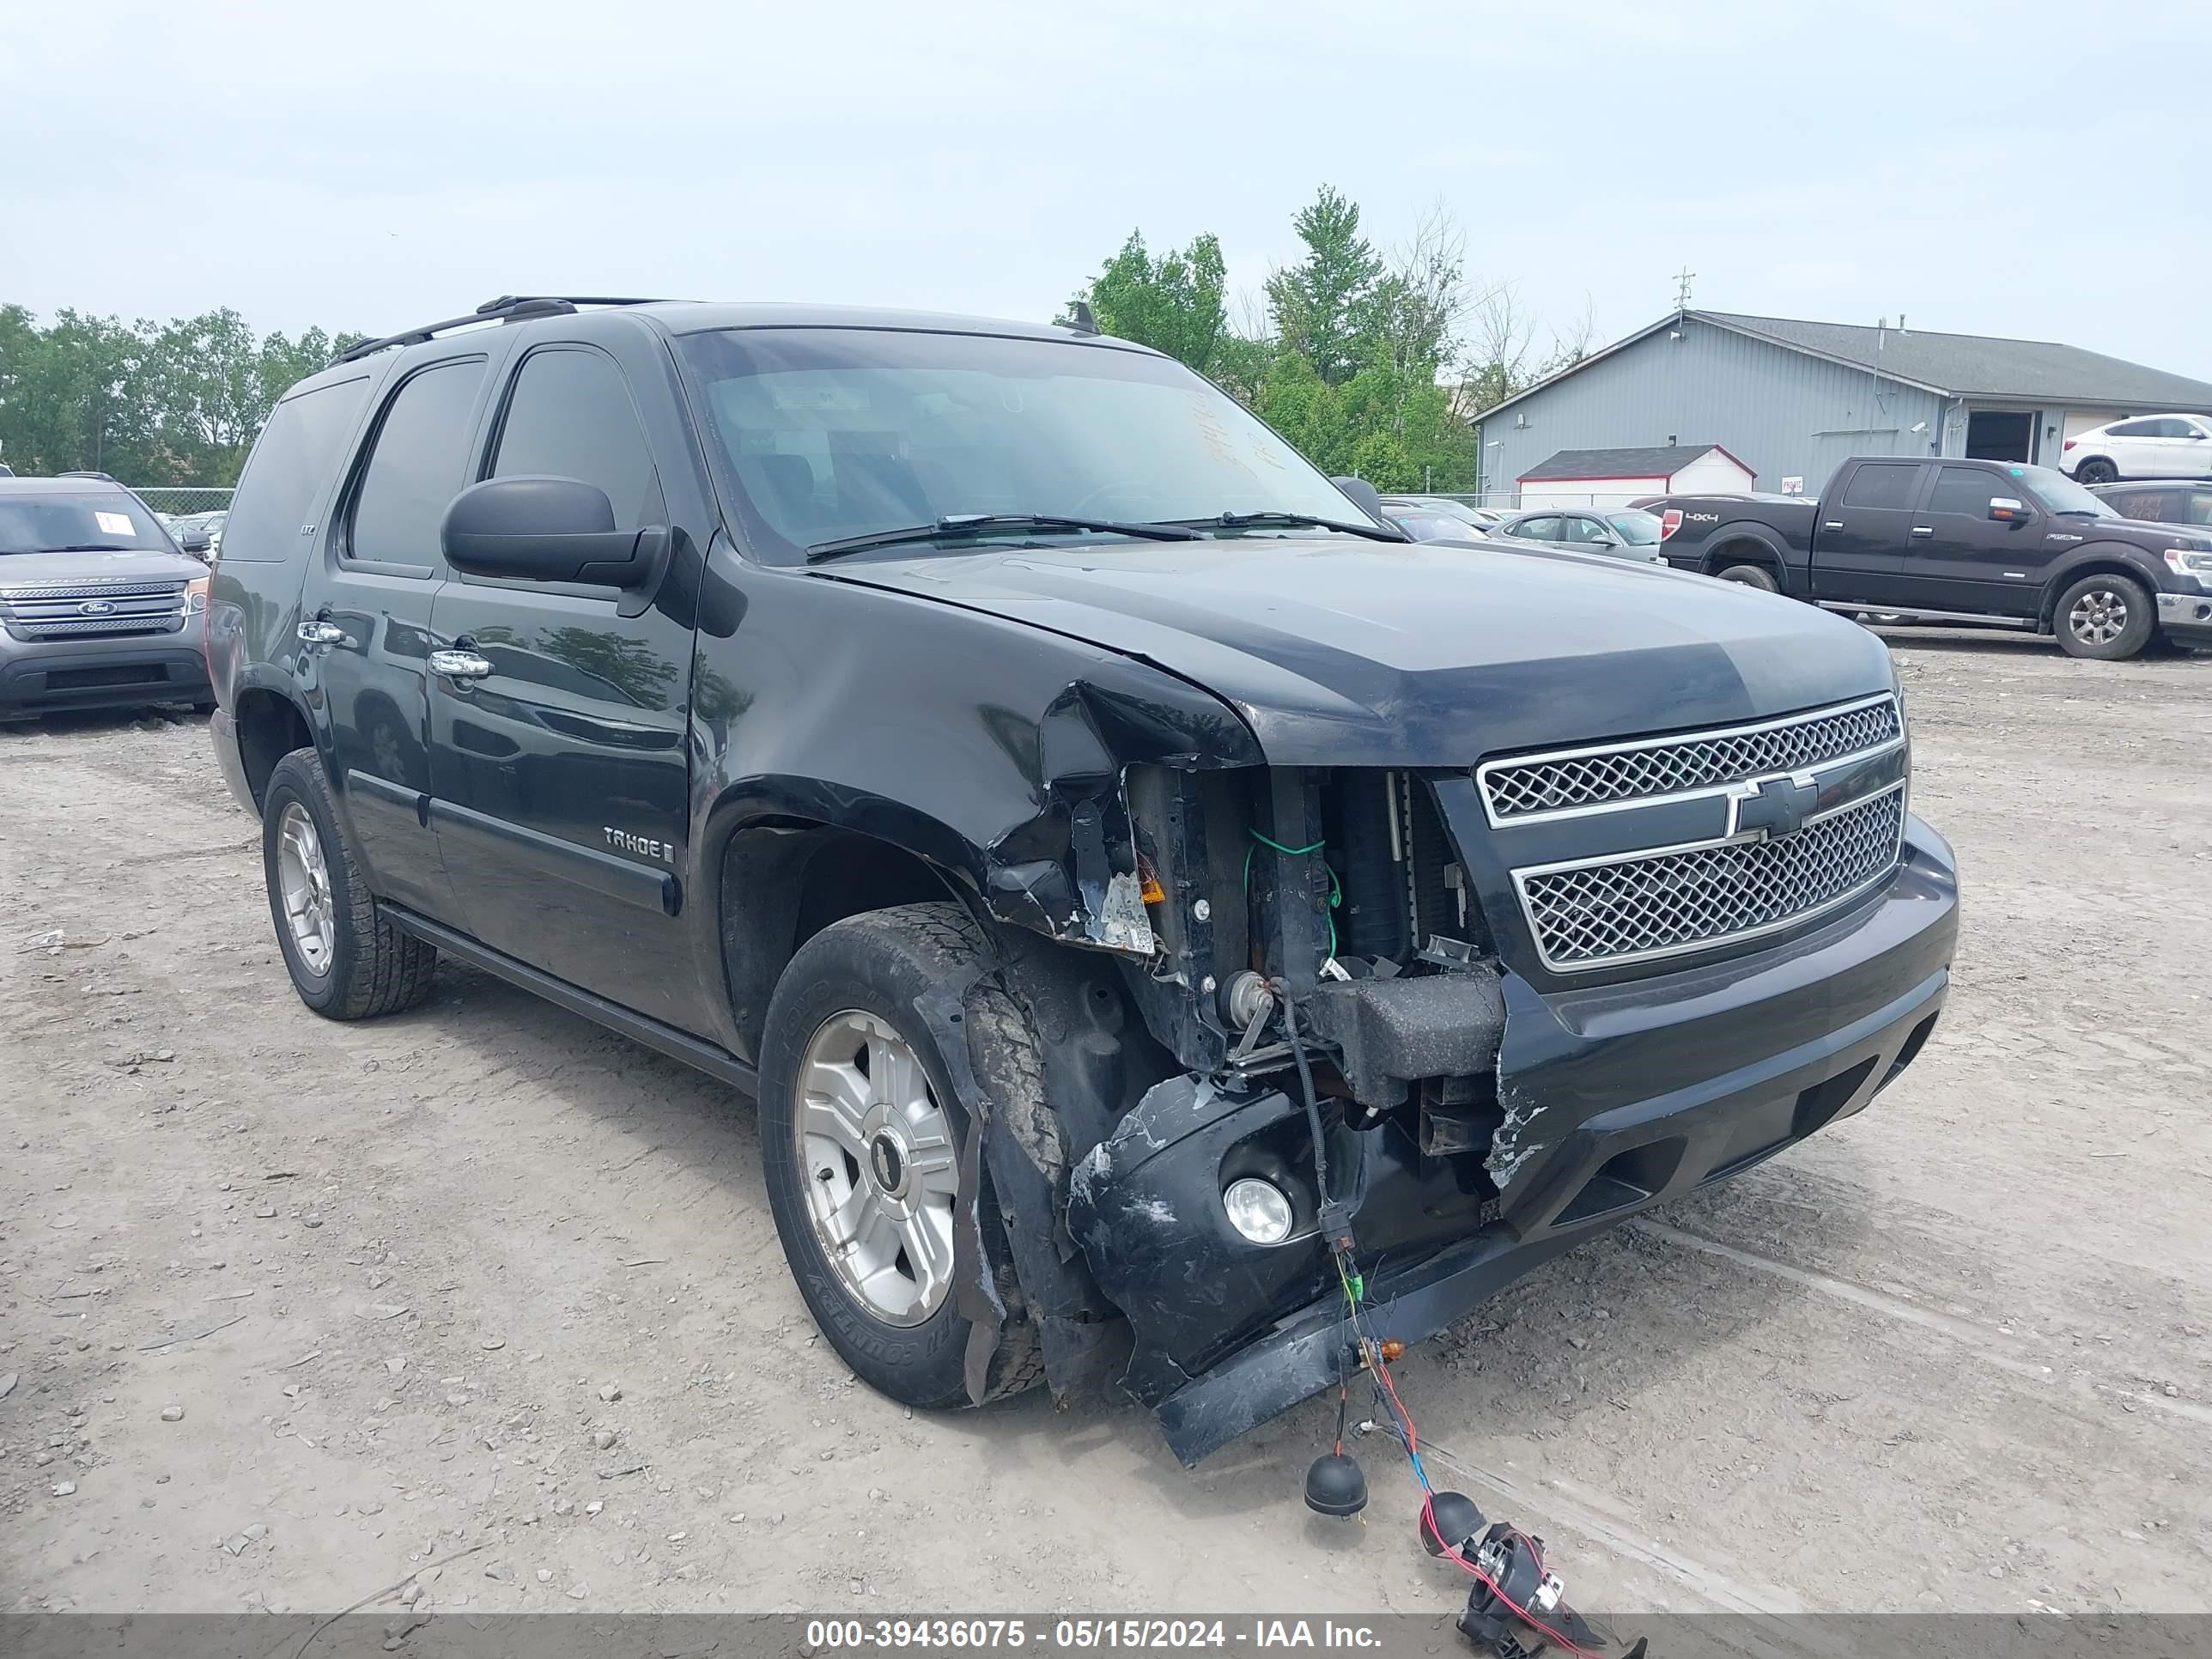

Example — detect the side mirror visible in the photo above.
[442,477,659,587]
[1988,496,2030,524]
[1329,475,1389,526]
[179,531,212,555]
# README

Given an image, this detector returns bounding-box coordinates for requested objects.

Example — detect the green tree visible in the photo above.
[143,309,262,481]
[0,305,358,484]
[1264,185,1382,386]
[1069,231,1228,373]
[1,310,156,479]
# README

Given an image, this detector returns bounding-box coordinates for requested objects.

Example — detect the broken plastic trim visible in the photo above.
[908,971,1018,1406]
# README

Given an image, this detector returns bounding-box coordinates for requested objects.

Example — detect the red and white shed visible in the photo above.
[1517,443,1755,510]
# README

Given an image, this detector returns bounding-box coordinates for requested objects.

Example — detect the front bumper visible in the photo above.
[1072,816,1959,1465]
[2156,590,2212,646]
[0,629,210,716]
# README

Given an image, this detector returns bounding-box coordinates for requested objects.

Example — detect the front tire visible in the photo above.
[260,748,437,1018]
[2074,457,2118,485]
[1716,562,1781,592]
[757,902,1042,1411]
[2054,573,2154,660]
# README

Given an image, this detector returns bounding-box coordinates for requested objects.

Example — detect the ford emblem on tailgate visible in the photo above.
[77,600,118,617]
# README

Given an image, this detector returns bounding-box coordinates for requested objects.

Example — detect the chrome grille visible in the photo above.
[1479,695,1902,823]
[11,614,186,639]
[0,578,186,641]
[0,577,185,600]
[1516,785,1907,972]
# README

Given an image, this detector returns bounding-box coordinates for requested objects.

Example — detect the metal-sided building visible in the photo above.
[1473,309,2212,502]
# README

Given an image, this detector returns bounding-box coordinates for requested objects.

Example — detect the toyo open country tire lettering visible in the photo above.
[259,749,439,1019]
[757,902,1042,1411]
[2054,572,2155,661]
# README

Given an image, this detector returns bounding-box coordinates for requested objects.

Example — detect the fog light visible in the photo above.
[1222,1177,1293,1245]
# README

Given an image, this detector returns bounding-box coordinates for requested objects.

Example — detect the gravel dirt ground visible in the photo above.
[3,632,2209,1626]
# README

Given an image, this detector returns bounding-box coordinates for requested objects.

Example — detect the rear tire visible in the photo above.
[2074,457,2118,485]
[1716,562,1781,592]
[757,902,1042,1411]
[260,749,438,1018]
[2053,573,2154,660]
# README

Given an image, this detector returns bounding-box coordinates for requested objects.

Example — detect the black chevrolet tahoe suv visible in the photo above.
[1645,455,2212,659]
[208,295,1958,1463]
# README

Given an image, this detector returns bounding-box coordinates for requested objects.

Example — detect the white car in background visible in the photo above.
[2060,413,2212,484]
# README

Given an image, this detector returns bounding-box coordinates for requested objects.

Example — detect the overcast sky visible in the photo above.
[6,0,2209,380]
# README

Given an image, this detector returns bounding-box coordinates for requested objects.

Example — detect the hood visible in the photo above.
[815,536,1898,767]
[0,549,204,589]
[2099,514,2212,550]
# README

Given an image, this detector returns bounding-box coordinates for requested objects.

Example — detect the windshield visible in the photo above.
[1387,511,1468,543]
[677,328,1364,562]
[1604,509,1664,545]
[0,492,171,555]
[2014,465,2117,518]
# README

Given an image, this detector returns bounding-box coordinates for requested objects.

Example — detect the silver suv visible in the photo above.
[0,477,215,720]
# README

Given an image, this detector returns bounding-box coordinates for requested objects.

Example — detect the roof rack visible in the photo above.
[333,295,672,365]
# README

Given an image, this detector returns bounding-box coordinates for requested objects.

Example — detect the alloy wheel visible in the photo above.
[794,1010,960,1327]
[275,802,337,976]
[2068,586,2129,647]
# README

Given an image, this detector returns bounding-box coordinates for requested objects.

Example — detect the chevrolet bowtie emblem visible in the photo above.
[1729,772,1820,841]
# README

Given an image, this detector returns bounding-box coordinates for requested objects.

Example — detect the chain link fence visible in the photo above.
[131,486,235,520]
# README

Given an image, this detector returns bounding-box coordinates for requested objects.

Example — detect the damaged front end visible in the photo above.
[954,714,1957,1464]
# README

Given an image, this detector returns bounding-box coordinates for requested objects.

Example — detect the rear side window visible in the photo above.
[1511,515,1560,541]
[1841,464,1918,509]
[347,359,488,568]
[489,348,665,529]
[1925,466,1997,517]
[2112,488,2212,526]
[2106,419,2154,438]
[222,376,371,563]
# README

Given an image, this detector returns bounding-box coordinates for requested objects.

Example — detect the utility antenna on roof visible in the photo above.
[1067,299,1101,336]
[1672,267,1695,310]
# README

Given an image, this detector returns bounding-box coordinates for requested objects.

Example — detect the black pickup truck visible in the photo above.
[1647,455,2212,659]
[206,295,1958,1464]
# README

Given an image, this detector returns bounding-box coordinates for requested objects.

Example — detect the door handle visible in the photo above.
[428,649,495,681]
[1909,526,1935,538]
[1822,521,1845,532]
[297,619,348,646]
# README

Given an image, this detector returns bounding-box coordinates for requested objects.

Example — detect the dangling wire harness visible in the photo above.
[1279,985,1617,1659]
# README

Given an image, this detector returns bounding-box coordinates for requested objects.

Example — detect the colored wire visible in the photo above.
[1244,830,1342,958]
[1355,1304,1601,1657]
[1421,1492,1602,1659]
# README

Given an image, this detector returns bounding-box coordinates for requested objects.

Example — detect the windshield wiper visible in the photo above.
[806,513,1200,564]
[44,544,136,552]
[1162,510,1407,544]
